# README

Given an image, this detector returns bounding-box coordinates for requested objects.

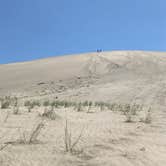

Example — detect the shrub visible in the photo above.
[140,108,152,124]
[1,100,10,109]
[13,106,19,115]
[125,112,133,123]
[76,102,83,112]
[24,100,41,112]
[82,101,89,107]
[40,108,59,120]
[43,100,50,107]
[0,96,19,109]
[144,111,152,124]
[50,101,57,108]
[0,96,12,109]
[32,100,41,107]
[88,101,93,110]
[24,101,31,107]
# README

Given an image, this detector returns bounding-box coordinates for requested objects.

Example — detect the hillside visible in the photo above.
[0,51,166,166]
[0,51,166,107]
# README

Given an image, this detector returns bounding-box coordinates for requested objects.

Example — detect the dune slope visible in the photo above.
[0,51,166,166]
[0,51,166,107]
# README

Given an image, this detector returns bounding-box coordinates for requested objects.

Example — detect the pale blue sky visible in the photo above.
[0,0,165,64]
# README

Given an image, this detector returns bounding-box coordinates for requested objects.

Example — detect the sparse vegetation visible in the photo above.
[0,96,19,109]
[24,100,41,112]
[0,97,10,109]
[43,100,50,107]
[144,111,152,124]
[24,99,152,125]
[40,107,59,120]
[13,106,20,115]
[76,102,83,112]
[140,108,152,124]
[125,112,133,123]
[24,99,146,117]
[1,101,10,109]
[3,111,10,123]
[121,104,141,123]
[13,97,19,114]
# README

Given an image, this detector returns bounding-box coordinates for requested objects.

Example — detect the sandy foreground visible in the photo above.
[0,51,166,166]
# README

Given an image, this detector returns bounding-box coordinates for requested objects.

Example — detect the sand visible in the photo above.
[0,51,166,166]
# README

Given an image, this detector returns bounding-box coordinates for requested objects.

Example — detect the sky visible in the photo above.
[0,0,165,64]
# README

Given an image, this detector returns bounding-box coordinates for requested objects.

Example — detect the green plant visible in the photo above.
[43,100,50,107]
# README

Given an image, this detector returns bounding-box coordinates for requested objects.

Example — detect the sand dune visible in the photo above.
[0,51,166,106]
[0,51,166,166]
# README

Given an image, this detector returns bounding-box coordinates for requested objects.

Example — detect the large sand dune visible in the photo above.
[0,51,166,107]
[0,51,166,166]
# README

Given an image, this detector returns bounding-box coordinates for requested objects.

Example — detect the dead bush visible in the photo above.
[40,107,59,120]
[18,121,44,144]
[64,119,84,154]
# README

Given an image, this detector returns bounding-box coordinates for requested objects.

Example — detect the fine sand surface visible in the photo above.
[0,51,166,166]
